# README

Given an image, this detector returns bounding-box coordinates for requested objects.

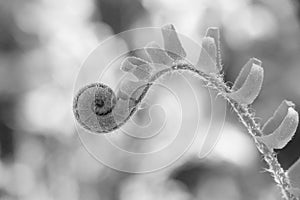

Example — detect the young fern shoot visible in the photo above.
[73,24,300,200]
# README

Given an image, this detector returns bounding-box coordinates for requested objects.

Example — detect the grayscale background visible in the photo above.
[0,0,300,199]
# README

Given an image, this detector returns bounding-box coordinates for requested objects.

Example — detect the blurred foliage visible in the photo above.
[0,0,299,199]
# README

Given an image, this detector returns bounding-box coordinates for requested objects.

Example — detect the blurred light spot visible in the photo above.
[7,163,35,196]
[217,0,250,14]
[142,0,206,38]
[71,148,105,182]
[23,186,53,200]
[224,5,278,49]
[120,177,190,200]
[18,84,73,136]
[17,137,45,170]
[196,176,240,200]
[209,123,258,168]
[50,175,78,200]
[0,161,10,188]
[80,187,101,200]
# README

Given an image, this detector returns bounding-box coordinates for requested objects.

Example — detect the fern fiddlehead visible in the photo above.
[73,24,300,199]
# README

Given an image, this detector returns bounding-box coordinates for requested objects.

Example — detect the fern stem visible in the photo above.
[227,99,297,200]
[139,60,297,200]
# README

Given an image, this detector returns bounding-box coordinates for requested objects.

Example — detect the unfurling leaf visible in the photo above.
[257,100,299,149]
[145,42,173,65]
[227,61,263,105]
[232,58,262,91]
[73,83,118,133]
[201,37,217,63]
[112,98,130,124]
[196,37,218,73]
[121,57,154,80]
[117,79,147,100]
[161,24,186,60]
[262,100,295,134]
[121,57,146,71]
[205,27,222,71]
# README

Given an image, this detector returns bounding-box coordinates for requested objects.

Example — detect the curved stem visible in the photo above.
[127,60,297,200]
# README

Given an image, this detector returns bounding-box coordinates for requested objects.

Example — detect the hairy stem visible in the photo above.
[131,60,297,200]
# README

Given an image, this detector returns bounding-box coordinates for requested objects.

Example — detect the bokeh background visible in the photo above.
[1,0,300,199]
